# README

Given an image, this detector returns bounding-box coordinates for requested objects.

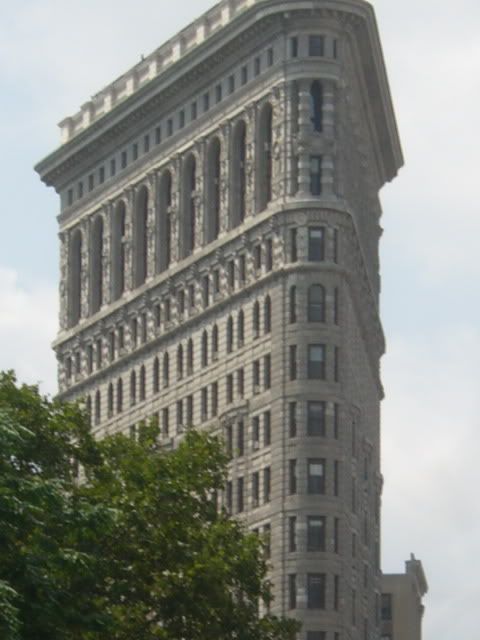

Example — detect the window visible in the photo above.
[228,260,235,290]
[121,151,127,169]
[228,74,235,94]
[307,573,326,609]
[155,126,161,144]
[67,188,73,206]
[253,360,260,393]
[144,134,150,153]
[211,325,218,360]
[265,238,273,271]
[288,574,297,609]
[310,155,322,195]
[116,378,123,413]
[290,37,298,58]
[176,400,184,432]
[241,65,248,85]
[333,228,339,263]
[132,143,138,160]
[253,301,260,338]
[308,344,326,379]
[213,270,220,295]
[215,83,222,103]
[203,275,210,308]
[308,401,326,436]
[289,286,297,323]
[381,594,393,621]
[108,384,114,417]
[191,101,197,120]
[334,517,340,553]
[226,481,233,513]
[308,227,325,261]
[163,352,170,388]
[251,471,259,507]
[237,477,244,513]
[308,459,326,494]
[309,35,325,56]
[203,92,210,112]
[264,296,271,333]
[307,516,326,551]
[264,354,271,390]
[307,634,326,640]
[179,109,185,129]
[139,366,146,401]
[334,346,340,382]
[308,285,326,322]
[162,407,169,437]
[237,421,244,456]
[226,374,233,404]
[289,402,297,438]
[130,371,137,406]
[289,345,297,381]
[263,411,271,446]
[227,316,234,353]
[252,415,260,448]
[211,382,218,416]
[254,56,261,76]
[263,524,271,558]
[263,467,271,502]
[88,174,94,192]
[77,181,84,199]
[290,227,298,262]
[99,166,105,183]
[267,47,274,66]
[177,345,184,381]
[310,81,323,132]
[334,287,340,325]
[288,459,297,495]
[239,255,246,284]
[110,158,117,176]
[288,516,296,552]
[237,368,245,398]
[153,357,160,394]
[187,339,194,375]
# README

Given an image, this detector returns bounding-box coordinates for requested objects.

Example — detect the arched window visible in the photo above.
[112,201,126,301]
[206,138,221,243]
[202,331,209,367]
[289,285,297,323]
[157,170,172,273]
[231,120,247,227]
[310,81,323,132]
[237,310,245,347]
[177,344,184,380]
[163,352,170,388]
[90,215,104,314]
[94,390,101,425]
[69,228,82,326]
[182,154,196,258]
[133,186,148,288]
[187,338,194,375]
[227,316,234,353]
[117,378,123,413]
[253,301,260,338]
[308,284,326,322]
[264,296,272,333]
[130,370,137,406]
[139,365,146,401]
[257,103,273,213]
[108,383,114,417]
[153,357,160,394]
[211,325,218,360]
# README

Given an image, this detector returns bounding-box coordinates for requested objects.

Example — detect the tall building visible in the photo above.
[381,555,428,640]
[36,1,403,638]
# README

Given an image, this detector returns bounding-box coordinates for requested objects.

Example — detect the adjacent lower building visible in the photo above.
[36,1,404,638]
[381,555,428,640]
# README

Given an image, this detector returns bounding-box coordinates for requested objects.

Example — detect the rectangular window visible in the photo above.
[155,126,161,144]
[253,360,260,393]
[307,634,326,640]
[191,101,197,120]
[203,92,210,112]
[334,346,340,382]
[254,56,261,76]
[203,276,210,308]
[333,228,339,263]
[334,287,340,325]
[226,374,233,404]
[237,421,244,457]
[264,354,271,390]
[215,83,222,103]
[290,228,298,262]
[110,158,116,176]
[334,461,340,496]
[289,345,297,381]
[333,38,338,59]
[308,344,326,379]
[263,524,271,558]
[308,227,325,261]
[144,134,150,153]
[226,425,233,457]
[308,401,326,436]
[99,166,105,184]
[176,400,183,432]
[267,47,274,66]
[254,245,262,270]
[211,382,218,416]
[252,415,260,448]
[226,480,233,513]
[263,467,271,503]
[307,516,326,551]
[288,574,296,609]
[309,35,325,56]
[162,407,169,437]
[132,143,138,161]
[289,401,297,438]
[77,182,83,199]
[67,188,73,206]
[96,339,102,369]
[201,387,208,421]
[186,395,193,426]
[239,254,246,284]
[213,269,220,295]
[241,65,248,85]
[290,37,298,58]
[308,459,326,494]
[167,119,173,137]
[265,238,273,271]
[237,477,244,513]
[264,411,271,446]
[237,368,244,398]
[289,516,296,552]
[381,594,393,621]
[289,459,297,495]
[121,151,127,169]
[307,573,326,609]
[188,283,196,310]
[179,110,185,129]
[334,518,340,553]
[88,174,94,192]
[310,155,322,195]
[228,260,235,290]
[252,471,259,506]
[228,74,235,94]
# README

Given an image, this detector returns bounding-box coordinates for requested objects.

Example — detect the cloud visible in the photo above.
[0,268,58,395]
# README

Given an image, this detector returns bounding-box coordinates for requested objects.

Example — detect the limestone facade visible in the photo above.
[36,1,403,638]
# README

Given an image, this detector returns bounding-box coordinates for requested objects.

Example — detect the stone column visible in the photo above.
[171,155,181,264]
[146,172,157,279]
[102,202,113,307]
[285,80,298,197]
[124,187,135,291]
[219,121,231,234]
[244,103,257,218]
[271,83,287,202]
[80,218,90,320]
[297,80,312,197]
[194,139,206,248]
[322,80,336,196]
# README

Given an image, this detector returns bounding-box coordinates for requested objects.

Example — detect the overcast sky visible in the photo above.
[0,0,479,637]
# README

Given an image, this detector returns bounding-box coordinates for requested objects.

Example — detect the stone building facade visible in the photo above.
[36,1,403,638]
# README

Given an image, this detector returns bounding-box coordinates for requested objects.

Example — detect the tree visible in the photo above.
[0,372,299,640]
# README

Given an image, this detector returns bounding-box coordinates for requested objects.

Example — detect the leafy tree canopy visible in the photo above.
[0,372,299,640]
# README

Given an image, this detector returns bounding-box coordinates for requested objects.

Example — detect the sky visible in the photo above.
[0,0,479,636]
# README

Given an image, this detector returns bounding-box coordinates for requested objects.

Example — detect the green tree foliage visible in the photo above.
[0,372,299,640]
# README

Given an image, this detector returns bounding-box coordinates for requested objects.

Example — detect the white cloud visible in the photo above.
[0,268,58,395]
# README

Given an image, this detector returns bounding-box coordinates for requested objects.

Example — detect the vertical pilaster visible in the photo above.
[285,80,298,197]
[59,231,68,330]
[171,156,181,264]
[297,80,312,196]
[220,122,231,234]
[147,172,157,279]
[245,103,257,218]
[80,218,90,320]
[271,83,287,202]
[322,80,336,197]
[102,203,112,306]
[194,139,206,248]
[124,187,135,291]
